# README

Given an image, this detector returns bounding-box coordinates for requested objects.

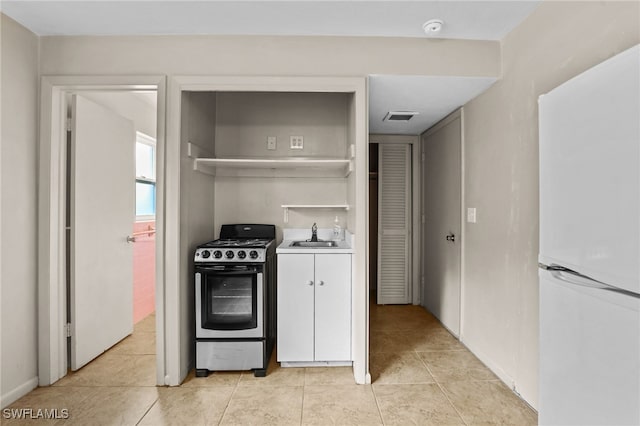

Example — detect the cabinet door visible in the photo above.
[277,254,315,362]
[314,254,352,361]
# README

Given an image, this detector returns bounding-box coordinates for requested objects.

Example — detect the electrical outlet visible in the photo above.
[290,135,304,150]
[267,136,277,150]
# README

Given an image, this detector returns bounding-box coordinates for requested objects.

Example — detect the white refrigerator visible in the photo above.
[538,44,640,425]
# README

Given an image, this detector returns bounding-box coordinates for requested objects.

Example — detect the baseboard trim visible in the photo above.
[458,339,537,411]
[460,337,515,388]
[280,361,352,368]
[1,377,38,409]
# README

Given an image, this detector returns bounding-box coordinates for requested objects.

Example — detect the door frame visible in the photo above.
[369,134,421,304]
[38,75,168,386]
[419,108,465,336]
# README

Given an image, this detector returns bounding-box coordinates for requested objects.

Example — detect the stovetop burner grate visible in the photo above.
[200,238,272,248]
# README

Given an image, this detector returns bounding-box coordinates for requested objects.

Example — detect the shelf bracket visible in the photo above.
[188,142,217,176]
[283,207,290,223]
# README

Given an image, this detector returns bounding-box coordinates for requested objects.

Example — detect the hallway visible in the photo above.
[369,301,537,424]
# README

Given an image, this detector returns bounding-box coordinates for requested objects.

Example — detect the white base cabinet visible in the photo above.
[277,253,352,362]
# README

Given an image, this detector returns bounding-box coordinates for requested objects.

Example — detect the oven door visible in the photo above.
[195,265,264,339]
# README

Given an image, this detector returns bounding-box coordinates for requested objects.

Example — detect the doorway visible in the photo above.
[367,115,464,384]
[369,143,379,300]
[38,76,167,387]
[65,91,158,374]
[368,135,421,306]
[368,117,463,326]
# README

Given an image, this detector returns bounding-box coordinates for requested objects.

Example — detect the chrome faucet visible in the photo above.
[311,223,318,242]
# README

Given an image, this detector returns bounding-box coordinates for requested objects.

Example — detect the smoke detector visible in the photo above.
[383,111,419,122]
[423,19,444,36]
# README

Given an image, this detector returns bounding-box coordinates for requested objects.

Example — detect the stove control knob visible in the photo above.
[249,250,259,259]
[213,250,222,259]
[225,250,235,259]
[237,250,247,259]
[201,250,211,259]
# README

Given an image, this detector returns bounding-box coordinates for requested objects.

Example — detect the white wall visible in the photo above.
[0,15,39,408]
[461,0,640,409]
[80,92,157,138]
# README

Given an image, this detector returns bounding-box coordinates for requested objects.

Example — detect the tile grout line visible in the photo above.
[134,394,159,426]
[415,349,469,426]
[216,374,242,425]
[300,368,306,425]
[369,381,387,425]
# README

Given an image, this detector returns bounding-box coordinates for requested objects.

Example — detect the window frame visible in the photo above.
[135,131,156,221]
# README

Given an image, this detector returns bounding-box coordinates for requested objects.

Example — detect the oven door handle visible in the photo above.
[196,267,259,275]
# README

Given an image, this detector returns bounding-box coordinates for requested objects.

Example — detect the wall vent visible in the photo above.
[383,111,419,122]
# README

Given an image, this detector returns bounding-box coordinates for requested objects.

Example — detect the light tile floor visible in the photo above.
[5,305,537,425]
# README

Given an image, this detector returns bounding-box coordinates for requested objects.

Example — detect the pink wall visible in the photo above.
[133,221,155,323]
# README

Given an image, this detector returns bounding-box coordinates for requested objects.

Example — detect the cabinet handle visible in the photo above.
[318,280,325,286]
[307,280,314,286]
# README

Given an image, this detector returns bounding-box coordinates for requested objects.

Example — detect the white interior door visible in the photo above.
[421,113,462,335]
[377,143,411,304]
[70,94,135,370]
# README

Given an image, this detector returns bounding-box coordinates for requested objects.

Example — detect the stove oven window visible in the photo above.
[201,270,258,330]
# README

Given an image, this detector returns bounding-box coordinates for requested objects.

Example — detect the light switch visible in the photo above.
[467,207,477,223]
[267,136,277,150]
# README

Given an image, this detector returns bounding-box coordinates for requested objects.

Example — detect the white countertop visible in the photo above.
[276,228,354,254]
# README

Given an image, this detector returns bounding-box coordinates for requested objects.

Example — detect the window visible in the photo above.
[136,132,156,219]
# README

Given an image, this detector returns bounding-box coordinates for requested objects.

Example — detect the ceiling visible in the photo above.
[1,0,541,135]
[3,1,540,39]
[369,75,497,135]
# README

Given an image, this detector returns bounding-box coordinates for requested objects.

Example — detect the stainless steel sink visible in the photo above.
[291,240,338,248]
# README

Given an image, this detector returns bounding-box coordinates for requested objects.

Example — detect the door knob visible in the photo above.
[126,235,136,243]
[445,233,456,242]
[307,280,314,286]
[318,280,325,286]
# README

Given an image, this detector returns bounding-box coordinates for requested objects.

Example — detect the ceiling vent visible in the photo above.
[383,111,419,122]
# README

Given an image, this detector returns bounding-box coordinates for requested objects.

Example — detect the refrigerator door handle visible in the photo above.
[539,263,640,299]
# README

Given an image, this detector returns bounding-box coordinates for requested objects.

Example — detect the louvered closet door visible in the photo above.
[377,143,411,304]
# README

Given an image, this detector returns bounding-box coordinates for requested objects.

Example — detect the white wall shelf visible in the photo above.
[281,204,350,223]
[188,143,353,177]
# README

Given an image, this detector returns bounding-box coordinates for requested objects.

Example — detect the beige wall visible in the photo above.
[461,0,640,408]
[179,91,218,377]
[39,35,499,78]
[215,92,348,158]
[1,15,39,407]
[215,177,349,240]
[212,91,350,237]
